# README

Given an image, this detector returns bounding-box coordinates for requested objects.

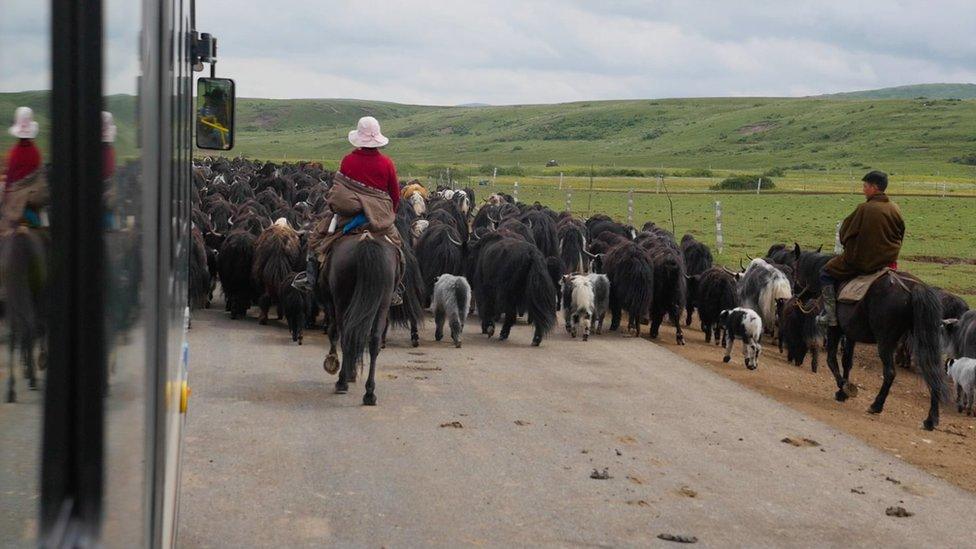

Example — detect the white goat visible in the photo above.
[947,357,976,416]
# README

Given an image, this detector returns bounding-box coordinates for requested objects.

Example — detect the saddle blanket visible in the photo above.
[838,268,890,303]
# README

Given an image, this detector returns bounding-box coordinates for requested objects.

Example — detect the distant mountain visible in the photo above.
[457,103,491,107]
[819,83,976,100]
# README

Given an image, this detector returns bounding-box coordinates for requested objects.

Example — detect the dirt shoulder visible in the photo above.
[653,321,976,492]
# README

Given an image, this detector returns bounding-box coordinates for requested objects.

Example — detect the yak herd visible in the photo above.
[188,157,976,426]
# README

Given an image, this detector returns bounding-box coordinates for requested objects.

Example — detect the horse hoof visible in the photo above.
[867,404,883,415]
[334,383,348,394]
[922,419,937,431]
[323,355,340,375]
[412,339,420,348]
[844,383,859,398]
[363,393,377,406]
[835,389,849,402]
[531,338,542,347]
[722,356,731,363]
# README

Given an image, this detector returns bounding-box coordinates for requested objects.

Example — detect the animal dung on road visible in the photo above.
[657,533,699,544]
[589,468,612,480]
[439,421,464,428]
[885,506,914,518]
[780,436,820,447]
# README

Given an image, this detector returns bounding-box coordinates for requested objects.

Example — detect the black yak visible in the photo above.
[692,267,739,345]
[189,227,211,310]
[642,240,687,345]
[218,230,257,319]
[280,272,311,344]
[680,234,713,326]
[471,234,556,346]
[779,296,822,372]
[603,241,654,336]
[415,222,465,307]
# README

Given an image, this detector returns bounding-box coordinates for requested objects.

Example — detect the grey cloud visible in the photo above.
[2,1,974,105]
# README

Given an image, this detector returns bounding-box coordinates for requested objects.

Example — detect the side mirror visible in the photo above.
[196,77,235,150]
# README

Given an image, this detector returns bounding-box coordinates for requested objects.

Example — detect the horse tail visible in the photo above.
[911,283,949,403]
[525,251,556,337]
[340,239,394,361]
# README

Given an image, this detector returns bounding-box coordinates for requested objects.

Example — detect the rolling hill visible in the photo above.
[3,85,976,177]
[819,83,976,100]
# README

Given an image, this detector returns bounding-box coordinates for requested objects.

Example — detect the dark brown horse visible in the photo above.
[317,234,397,405]
[796,251,948,430]
[1,227,48,402]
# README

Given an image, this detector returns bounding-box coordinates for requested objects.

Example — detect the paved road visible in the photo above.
[179,307,976,547]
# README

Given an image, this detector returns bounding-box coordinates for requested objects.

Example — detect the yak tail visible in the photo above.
[525,253,557,337]
[389,245,425,329]
[340,239,394,361]
[911,283,949,403]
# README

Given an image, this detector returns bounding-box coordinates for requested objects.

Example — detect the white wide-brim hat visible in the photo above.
[102,111,117,143]
[9,106,39,139]
[348,116,389,148]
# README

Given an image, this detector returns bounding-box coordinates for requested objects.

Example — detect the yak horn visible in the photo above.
[583,250,599,259]
[721,267,738,277]
[447,235,463,247]
[745,253,754,261]
[739,258,745,271]
[527,220,534,229]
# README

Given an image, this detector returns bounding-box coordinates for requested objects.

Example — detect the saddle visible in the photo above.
[837,268,911,303]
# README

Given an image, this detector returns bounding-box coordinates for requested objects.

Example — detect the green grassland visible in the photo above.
[5,86,976,180]
[475,178,975,306]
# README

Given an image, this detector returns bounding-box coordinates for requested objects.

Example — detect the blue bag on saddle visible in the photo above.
[342,213,368,234]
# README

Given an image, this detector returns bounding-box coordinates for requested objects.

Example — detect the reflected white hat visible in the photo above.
[8,106,39,139]
[102,111,117,143]
[348,116,389,148]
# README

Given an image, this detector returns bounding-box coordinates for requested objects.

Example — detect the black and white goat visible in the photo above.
[719,307,763,370]
[562,274,595,340]
[432,274,471,348]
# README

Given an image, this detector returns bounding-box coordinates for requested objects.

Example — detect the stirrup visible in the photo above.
[390,283,404,306]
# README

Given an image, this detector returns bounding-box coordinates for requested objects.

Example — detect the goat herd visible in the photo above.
[190,157,976,426]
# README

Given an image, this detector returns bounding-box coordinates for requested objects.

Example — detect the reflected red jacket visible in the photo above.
[4,139,41,185]
[339,148,400,212]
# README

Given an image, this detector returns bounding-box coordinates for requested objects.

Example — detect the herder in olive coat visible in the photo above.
[819,170,905,326]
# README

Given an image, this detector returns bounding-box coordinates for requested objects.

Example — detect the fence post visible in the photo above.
[492,167,497,188]
[715,201,724,255]
[657,175,662,194]
[447,167,452,189]
[627,189,634,224]
[513,181,519,203]
[756,177,762,195]
[565,189,572,212]
[559,171,564,190]
[834,220,844,254]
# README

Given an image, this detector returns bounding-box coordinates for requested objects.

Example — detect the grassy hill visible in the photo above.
[820,83,976,100]
[4,88,976,177]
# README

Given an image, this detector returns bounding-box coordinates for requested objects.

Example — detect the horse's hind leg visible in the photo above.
[868,340,897,414]
[841,337,858,397]
[825,328,848,401]
[363,331,380,406]
[6,335,15,403]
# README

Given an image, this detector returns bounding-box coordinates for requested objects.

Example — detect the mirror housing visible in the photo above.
[196,77,235,150]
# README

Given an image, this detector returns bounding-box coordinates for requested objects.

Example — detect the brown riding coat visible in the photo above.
[824,193,905,280]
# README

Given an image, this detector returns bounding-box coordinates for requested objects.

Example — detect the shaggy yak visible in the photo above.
[738,258,792,336]
[470,233,556,346]
[681,234,713,326]
[692,267,739,345]
[280,272,311,344]
[252,219,303,324]
[602,241,654,336]
[779,296,822,372]
[414,221,465,307]
[218,230,257,319]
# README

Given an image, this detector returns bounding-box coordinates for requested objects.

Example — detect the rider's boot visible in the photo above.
[817,285,838,328]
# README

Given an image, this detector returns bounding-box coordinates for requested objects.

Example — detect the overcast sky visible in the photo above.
[3,1,976,105]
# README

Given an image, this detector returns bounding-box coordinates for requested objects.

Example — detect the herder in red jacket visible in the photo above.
[340,116,400,212]
[4,106,41,188]
[2,106,44,229]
